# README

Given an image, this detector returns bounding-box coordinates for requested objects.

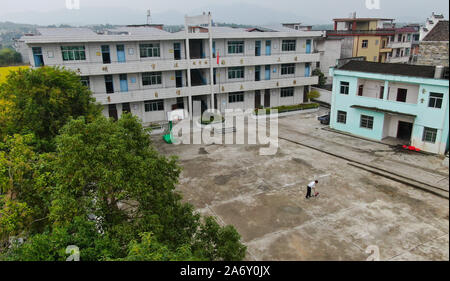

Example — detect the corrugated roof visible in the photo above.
[422,20,449,41]
[337,60,437,79]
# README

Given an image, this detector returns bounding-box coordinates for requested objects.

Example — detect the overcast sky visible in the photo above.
[1,0,449,25]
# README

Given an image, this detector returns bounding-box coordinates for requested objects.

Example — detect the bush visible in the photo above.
[254,103,319,115]
[307,90,321,101]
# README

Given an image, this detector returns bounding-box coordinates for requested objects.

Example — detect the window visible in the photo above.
[422,127,437,143]
[340,81,349,95]
[142,72,162,86]
[375,39,379,45]
[282,40,296,51]
[101,45,111,64]
[379,86,384,99]
[80,76,90,88]
[139,43,160,58]
[405,48,410,56]
[122,103,131,113]
[229,92,244,103]
[104,75,114,94]
[362,40,368,48]
[407,34,411,41]
[281,63,295,75]
[176,97,184,109]
[227,41,244,54]
[144,100,164,112]
[61,46,86,61]
[428,93,443,109]
[280,87,294,97]
[358,85,364,96]
[360,115,374,129]
[228,67,244,79]
[396,88,407,102]
[398,34,402,42]
[337,111,347,124]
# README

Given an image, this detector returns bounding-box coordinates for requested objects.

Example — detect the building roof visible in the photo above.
[106,26,169,35]
[333,17,394,22]
[422,20,449,41]
[337,60,438,79]
[37,27,97,37]
[395,26,419,33]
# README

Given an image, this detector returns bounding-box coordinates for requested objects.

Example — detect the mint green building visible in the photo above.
[329,61,449,155]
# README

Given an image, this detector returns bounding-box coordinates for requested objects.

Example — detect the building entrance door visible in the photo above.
[264,89,270,108]
[397,121,413,140]
[255,90,261,108]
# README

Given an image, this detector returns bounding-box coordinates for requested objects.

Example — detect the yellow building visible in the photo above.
[328,16,395,62]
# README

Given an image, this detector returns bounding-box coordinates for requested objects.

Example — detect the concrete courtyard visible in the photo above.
[153,108,449,261]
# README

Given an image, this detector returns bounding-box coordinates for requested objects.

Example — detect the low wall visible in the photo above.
[311,86,332,105]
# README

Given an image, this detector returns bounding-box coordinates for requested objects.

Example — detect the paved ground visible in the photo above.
[153,108,449,261]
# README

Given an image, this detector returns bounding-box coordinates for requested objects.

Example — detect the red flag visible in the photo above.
[216,51,220,65]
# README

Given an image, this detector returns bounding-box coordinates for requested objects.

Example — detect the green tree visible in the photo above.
[0,48,22,66]
[1,114,246,261]
[306,89,321,102]
[0,134,52,245]
[0,67,101,151]
[312,68,327,88]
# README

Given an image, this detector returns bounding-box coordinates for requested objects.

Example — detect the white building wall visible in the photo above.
[25,29,321,125]
[316,38,342,80]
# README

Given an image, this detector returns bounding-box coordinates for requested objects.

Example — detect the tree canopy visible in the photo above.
[0,67,101,151]
[312,68,327,88]
[0,48,22,67]
[0,67,246,261]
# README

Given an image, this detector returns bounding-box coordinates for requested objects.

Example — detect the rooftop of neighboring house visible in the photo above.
[431,12,445,19]
[394,26,419,33]
[422,20,449,41]
[337,60,447,80]
[332,17,394,22]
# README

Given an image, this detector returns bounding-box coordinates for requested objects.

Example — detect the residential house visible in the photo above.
[329,60,449,155]
[417,20,449,67]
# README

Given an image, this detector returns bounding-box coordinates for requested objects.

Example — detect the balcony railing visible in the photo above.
[387,41,412,49]
[93,76,318,104]
[52,52,320,76]
[326,29,395,36]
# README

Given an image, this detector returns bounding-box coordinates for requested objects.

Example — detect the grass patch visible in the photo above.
[254,103,319,115]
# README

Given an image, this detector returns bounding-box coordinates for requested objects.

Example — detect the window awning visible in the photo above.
[350,105,417,117]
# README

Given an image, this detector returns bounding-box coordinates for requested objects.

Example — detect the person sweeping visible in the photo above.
[306,180,319,199]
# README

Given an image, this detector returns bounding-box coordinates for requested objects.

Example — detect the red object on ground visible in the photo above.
[415,147,421,152]
[409,146,416,151]
[403,145,407,149]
